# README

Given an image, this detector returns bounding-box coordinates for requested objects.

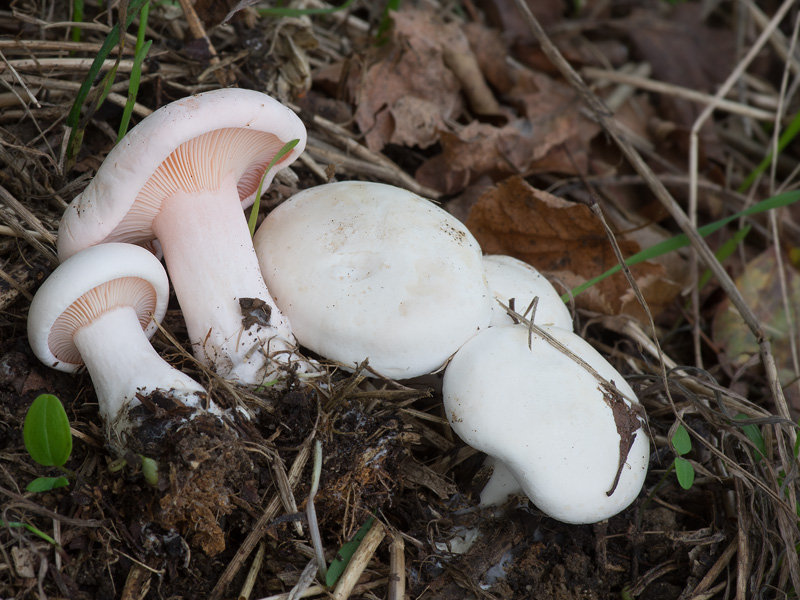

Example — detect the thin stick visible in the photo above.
[331,520,386,600]
[582,66,776,121]
[238,542,266,600]
[387,531,406,600]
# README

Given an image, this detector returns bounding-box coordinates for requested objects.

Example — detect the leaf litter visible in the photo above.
[2,1,800,599]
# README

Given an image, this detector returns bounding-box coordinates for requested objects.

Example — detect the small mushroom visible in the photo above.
[443,324,649,523]
[254,181,494,379]
[58,88,309,385]
[483,254,573,329]
[27,243,214,453]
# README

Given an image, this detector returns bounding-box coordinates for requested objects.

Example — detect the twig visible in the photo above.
[239,542,266,600]
[331,519,386,600]
[387,530,406,600]
[582,66,776,121]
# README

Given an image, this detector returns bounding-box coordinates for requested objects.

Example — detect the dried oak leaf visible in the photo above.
[416,70,599,195]
[619,4,735,164]
[465,176,681,319]
[353,9,465,152]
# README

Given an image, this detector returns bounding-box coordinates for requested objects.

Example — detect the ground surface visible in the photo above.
[2,1,800,599]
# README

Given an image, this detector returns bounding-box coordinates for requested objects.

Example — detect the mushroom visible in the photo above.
[27,243,215,454]
[57,88,309,385]
[482,255,573,330]
[443,324,649,523]
[253,181,494,379]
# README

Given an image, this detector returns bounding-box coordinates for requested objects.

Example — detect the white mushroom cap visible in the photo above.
[254,181,494,379]
[483,255,573,329]
[58,88,306,256]
[443,324,649,524]
[28,243,168,373]
[56,88,310,385]
[27,243,211,448]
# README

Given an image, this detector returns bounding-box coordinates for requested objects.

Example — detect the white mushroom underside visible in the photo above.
[49,276,156,367]
[101,127,287,243]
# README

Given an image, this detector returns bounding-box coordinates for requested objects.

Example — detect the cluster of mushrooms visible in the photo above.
[28,88,649,525]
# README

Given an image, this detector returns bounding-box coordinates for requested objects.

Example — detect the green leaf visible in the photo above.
[325,516,375,587]
[671,424,692,456]
[733,414,766,461]
[26,476,70,493]
[247,138,301,237]
[23,394,73,467]
[674,457,695,490]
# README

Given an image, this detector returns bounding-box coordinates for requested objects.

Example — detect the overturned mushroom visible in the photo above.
[27,243,215,455]
[58,88,310,385]
[253,181,494,379]
[443,324,649,523]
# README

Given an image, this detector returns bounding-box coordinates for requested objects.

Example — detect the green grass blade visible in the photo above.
[117,38,152,142]
[72,0,85,44]
[565,189,800,301]
[325,516,375,587]
[248,139,301,237]
[738,109,800,193]
[697,224,750,290]
[0,521,58,546]
[65,0,149,163]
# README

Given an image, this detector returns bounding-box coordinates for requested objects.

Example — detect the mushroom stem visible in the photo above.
[72,305,207,440]
[152,172,301,384]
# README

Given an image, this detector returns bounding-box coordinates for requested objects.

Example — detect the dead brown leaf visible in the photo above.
[351,9,466,151]
[618,4,736,164]
[465,176,681,319]
[416,70,599,195]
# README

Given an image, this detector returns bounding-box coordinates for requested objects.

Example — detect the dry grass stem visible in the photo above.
[582,66,776,121]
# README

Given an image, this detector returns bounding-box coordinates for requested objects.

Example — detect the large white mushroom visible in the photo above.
[57,88,309,385]
[443,324,649,523]
[253,181,494,379]
[27,243,215,454]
